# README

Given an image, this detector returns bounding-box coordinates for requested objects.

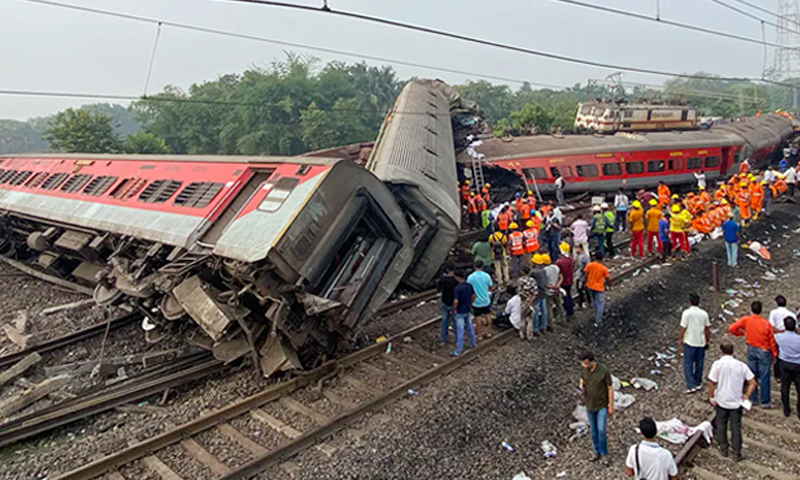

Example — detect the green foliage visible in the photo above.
[662,74,769,117]
[123,131,169,154]
[0,118,49,154]
[44,108,122,153]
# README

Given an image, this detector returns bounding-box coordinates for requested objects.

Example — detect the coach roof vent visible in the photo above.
[173,181,224,208]
[138,180,182,203]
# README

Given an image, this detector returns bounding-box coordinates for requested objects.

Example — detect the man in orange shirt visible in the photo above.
[729,301,778,408]
[584,252,610,327]
[627,200,645,258]
[749,180,763,220]
[736,182,751,227]
[508,222,525,280]
[644,199,662,255]
[698,186,712,210]
[657,181,671,208]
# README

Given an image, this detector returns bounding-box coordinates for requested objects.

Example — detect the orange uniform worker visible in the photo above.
[698,187,712,209]
[644,199,663,254]
[474,193,487,213]
[507,223,525,279]
[628,200,645,257]
[714,184,727,202]
[467,193,480,229]
[519,201,532,223]
[522,220,539,268]
[749,180,763,220]
[526,191,536,210]
[482,183,491,203]
[460,181,470,205]
[496,207,511,233]
[736,181,751,225]
[514,195,524,213]
[657,181,671,208]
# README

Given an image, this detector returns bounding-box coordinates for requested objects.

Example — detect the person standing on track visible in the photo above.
[489,231,509,285]
[775,318,800,419]
[522,220,539,269]
[555,173,566,206]
[451,269,477,357]
[736,181,751,227]
[543,253,564,326]
[574,244,591,309]
[602,203,616,258]
[570,214,590,255]
[658,207,672,261]
[628,200,645,258]
[668,204,688,256]
[467,260,494,340]
[708,341,756,462]
[624,417,678,480]
[680,293,711,394]
[614,188,629,232]
[508,223,525,280]
[530,254,550,335]
[579,351,614,464]
[584,252,610,327]
[728,301,777,409]
[722,212,740,267]
[544,208,562,261]
[437,265,459,346]
[657,181,670,209]
[645,199,662,256]
[590,205,607,255]
[556,242,575,317]
[785,164,796,197]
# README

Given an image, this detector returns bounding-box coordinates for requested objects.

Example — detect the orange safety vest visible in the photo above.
[737,190,751,219]
[520,204,531,220]
[460,185,470,201]
[700,191,711,206]
[515,198,524,212]
[527,196,536,209]
[475,196,487,212]
[657,185,670,204]
[467,197,478,214]
[530,215,541,230]
[508,231,524,256]
[523,228,539,253]
[749,183,763,209]
[497,211,510,231]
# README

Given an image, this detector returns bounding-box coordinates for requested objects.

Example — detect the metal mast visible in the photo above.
[772,0,800,80]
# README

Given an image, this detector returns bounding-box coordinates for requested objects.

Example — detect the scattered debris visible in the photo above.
[541,440,557,458]
[501,440,515,452]
[655,418,714,445]
[402,336,413,344]
[0,352,41,388]
[631,377,658,391]
[0,375,69,418]
[40,298,95,316]
[3,311,30,349]
[407,389,419,396]
[511,473,531,480]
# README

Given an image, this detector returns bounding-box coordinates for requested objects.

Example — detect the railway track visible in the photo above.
[47,252,659,480]
[675,390,800,480]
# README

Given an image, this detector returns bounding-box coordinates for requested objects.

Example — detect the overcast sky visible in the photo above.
[0,0,787,120]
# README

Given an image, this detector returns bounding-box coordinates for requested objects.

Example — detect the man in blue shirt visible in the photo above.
[657,209,671,261]
[776,317,800,418]
[467,260,494,339]
[722,212,740,267]
[452,269,477,357]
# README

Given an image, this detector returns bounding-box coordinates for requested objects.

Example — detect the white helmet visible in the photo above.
[600,202,609,209]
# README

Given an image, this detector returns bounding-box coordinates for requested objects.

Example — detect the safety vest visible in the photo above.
[515,198,524,212]
[497,211,510,230]
[523,228,539,253]
[657,185,670,203]
[467,197,478,214]
[604,211,615,233]
[490,232,507,258]
[527,196,536,209]
[591,213,606,234]
[520,204,531,220]
[530,215,541,230]
[700,192,711,206]
[736,190,750,205]
[508,231,524,256]
[475,196,487,212]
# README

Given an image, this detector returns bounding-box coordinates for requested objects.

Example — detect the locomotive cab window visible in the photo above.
[687,157,703,169]
[576,164,598,178]
[259,177,299,212]
[601,163,622,176]
[625,162,644,174]
[704,156,720,168]
[523,167,547,180]
[647,160,665,173]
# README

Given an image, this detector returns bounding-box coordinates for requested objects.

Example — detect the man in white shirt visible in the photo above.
[770,295,795,333]
[764,167,776,184]
[614,188,629,232]
[554,174,565,206]
[708,341,757,461]
[570,214,590,255]
[785,165,797,197]
[625,417,678,480]
[680,293,711,393]
[694,170,707,190]
[504,285,526,339]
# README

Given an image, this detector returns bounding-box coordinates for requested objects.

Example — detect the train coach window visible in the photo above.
[647,160,665,173]
[0,170,18,184]
[8,171,32,186]
[601,163,622,176]
[704,156,720,168]
[41,173,70,190]
[259,177,299,212]
[138,180,182,203]
[523,167,547,180]
[687,157,703,169]
[625,162,645,174]
[60,174,93,193]
[551,166,573,178]
[174,182,225,208]
[109,178,147,200]
[576,164,599,178]
[669,158,685,171]
[83,176,118,196]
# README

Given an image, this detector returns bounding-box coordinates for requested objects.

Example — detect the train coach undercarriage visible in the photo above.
[0,206,403,377]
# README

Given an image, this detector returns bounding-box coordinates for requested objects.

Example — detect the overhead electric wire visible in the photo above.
[9,0,562,90]
[704,0,800,35]
[727,0,786,19]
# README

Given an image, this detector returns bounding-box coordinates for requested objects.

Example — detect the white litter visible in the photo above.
[541,440,557,458]
[614,391,636,409]
[512,473,531,480]
[656,418,714,445]
[631,377,658,391]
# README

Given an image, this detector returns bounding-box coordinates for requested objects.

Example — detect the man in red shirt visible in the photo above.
[555,242,574,317]
[729,301,778,408]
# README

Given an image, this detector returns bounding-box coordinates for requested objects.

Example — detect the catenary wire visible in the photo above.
[704,0,800,35]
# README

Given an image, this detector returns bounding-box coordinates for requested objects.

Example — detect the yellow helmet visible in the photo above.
[721,199,728,205]
[740,181,747,187]
[648,199,657,206]
[465,180,470,185]
[559,242,570,254]
[533,253,544,265]
[748,174,755,181]
[526,220,534,228]
[698,186,705,190]
[671,204,680,213]
[671,194,679,200]
[527,191,533,196]
[541,254,552,265]
[509,222,519,230]
[631,200,642,209]
[492,231,505,240]
[761,180,767,185]
[485,183,491,188]
[470,192,475,196]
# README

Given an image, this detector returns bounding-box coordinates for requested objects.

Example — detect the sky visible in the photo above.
[0,0,791,120]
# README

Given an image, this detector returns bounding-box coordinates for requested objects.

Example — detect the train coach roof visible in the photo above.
[464,130,740,162]
[0,153,343,166]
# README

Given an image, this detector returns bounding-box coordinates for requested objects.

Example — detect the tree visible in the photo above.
[123,131,169,154]
[45,108,121,153]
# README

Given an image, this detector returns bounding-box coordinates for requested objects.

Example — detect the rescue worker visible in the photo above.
[714,183,727,203]
[496,205,511,235]
[468,192,480,229]
[522,220,539,268]
[657,181,671,208]
[474,191,487,215]
[590,205,606,255]
[698,186,712,209]
[508,223,525,280]
[482,183,491,203]
[526,191,536,210]
[602,202,616,258]
[489,231,509,285]
[460,180,470,205]
[680,204,693,254]
[669,204,689,255]
[519,199,532,224]
[645,199,663,255]
[736,181,751,227]
[740,158,750,175]
[480,201,493,230]
[749,179,763,220]
[628,200,645,258]
[514,193,524,213]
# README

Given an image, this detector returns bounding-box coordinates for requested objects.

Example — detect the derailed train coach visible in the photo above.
[0,80,464,376]
[0,154,414,376]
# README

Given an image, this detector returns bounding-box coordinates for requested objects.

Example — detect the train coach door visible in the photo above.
[201,169,275,245]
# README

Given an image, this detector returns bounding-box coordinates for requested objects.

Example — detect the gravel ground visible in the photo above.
[250,204,800,480]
